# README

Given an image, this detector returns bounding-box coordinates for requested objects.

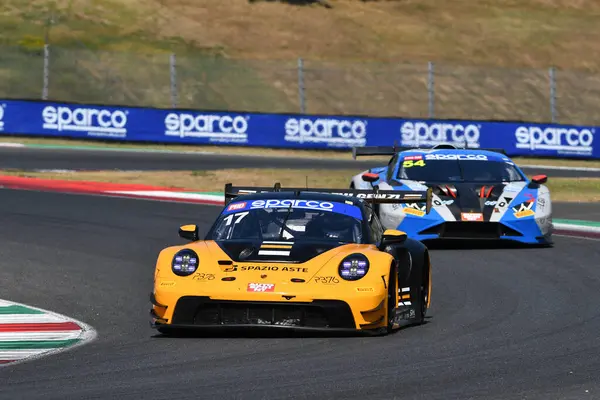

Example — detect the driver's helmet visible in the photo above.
[305,212,356,242]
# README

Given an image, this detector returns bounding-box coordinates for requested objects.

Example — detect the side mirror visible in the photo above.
[179,224,199,241]
[532,174,548,184]
[362,172,379,183]
[378,229,407,250]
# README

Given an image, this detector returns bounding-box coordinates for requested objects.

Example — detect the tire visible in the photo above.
[408,251,430,325]
[375,264,398,336]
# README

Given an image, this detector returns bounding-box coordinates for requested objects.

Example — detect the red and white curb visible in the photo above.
[0,299,97,367]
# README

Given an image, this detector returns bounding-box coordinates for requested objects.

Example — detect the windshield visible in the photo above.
[397,159,525,183]
[210,199,364,243]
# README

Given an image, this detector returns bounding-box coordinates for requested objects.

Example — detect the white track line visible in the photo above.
[0,314,69,324]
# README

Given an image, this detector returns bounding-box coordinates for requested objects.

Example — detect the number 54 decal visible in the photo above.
[403,160,426,168]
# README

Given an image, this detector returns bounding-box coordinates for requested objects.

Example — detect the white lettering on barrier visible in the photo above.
[515,126,594,154]
[284,118,367,147]
[42,106,128,137]
[164,113,249,142]
[0,104,5,131]
[401,122,481,148]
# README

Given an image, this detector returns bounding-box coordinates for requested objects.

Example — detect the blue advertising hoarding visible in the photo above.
[0,99,597,159]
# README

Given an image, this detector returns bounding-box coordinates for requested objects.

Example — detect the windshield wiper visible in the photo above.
[277,204,294,241]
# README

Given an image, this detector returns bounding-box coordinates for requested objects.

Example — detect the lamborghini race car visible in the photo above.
[150,183,433,336]
[350,144,553,245]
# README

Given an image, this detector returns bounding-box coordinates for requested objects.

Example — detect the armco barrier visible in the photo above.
[0,99,597,159]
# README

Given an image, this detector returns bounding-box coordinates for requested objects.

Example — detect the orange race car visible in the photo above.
[150,183,433,336]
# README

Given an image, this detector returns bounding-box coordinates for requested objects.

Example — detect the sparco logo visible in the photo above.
[515,126,594,154]
[284,118,367,147]
[165,113,249,143]
[0,104,5,131]
[42,106,128,137]
[401,122,481,148]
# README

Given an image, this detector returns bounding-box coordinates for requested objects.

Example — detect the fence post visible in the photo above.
[298,57,306,114]
[549,66,557,123]
[42,44,50,100]
[170,53,178,108]
[427,61,435,119]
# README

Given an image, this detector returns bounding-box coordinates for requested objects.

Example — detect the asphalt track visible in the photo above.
[0,147,597,178]
[1,189,599,400]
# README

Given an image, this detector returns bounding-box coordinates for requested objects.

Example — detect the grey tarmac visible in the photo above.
[0,189,599,399]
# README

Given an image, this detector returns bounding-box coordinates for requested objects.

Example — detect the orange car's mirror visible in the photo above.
[178,224,199,241]
[378,229,407,250]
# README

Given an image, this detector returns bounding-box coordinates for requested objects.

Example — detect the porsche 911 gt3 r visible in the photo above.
[150,183,433,336]
[350,144,553,246]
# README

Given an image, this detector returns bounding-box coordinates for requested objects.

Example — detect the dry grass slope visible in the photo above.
[1,0,600,123]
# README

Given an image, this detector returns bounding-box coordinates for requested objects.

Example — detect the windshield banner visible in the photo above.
[0,99,597,159]
[224,199,363,220]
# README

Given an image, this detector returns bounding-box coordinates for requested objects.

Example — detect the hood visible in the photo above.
[214,239,346,264]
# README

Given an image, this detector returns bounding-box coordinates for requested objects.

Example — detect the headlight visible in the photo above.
[172,249,199,276]
[338,254,370,281]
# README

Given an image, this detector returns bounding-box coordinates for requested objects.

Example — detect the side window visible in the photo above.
[386,154,398,181]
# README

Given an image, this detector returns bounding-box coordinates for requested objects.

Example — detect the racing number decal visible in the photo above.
[223,211,249,226]
[402,160,426,168]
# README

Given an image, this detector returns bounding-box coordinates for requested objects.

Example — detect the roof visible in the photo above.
[228,191,366,207]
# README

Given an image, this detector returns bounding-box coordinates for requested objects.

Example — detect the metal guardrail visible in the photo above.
[1,44,599,125]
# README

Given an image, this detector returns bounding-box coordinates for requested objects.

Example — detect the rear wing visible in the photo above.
[224,183,433,214]
[352,144,507,159]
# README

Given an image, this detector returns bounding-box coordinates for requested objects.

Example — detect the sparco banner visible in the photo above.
[0,99,597,159]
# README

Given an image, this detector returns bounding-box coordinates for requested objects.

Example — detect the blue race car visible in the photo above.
[350,144,553,246]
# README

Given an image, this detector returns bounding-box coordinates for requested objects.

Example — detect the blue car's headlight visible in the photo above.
[172,249,199,276]
[338,254,370,281]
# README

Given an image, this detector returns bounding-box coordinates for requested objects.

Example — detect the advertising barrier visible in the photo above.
[0,99,597,159]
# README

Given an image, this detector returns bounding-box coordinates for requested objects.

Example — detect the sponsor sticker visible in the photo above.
[515,125,594,155]
[0,103,5,131]
[514,209,535,218]
[400,121,481,148]
[284,117,367,148]
[403,208,425,217]
[164,113,249,143]
[227,202,247,211]
[247,283,275,292]
[433,199,454,206]
[403,155,423,161]
[42,105,128,138]
[461,212,484,222]
[424,154,488,161]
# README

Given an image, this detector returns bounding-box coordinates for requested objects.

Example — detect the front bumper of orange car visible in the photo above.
[150,285,391,334]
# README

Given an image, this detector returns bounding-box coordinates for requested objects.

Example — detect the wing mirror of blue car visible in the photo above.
[532,174,548,184]
[362,172,379,183]
[179,224,199,241]
[378,229,407,250]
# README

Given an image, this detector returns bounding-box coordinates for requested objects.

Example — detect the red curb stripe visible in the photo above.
[0,360,14,364]
[0,322,81,332]
[0,175,224,205]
